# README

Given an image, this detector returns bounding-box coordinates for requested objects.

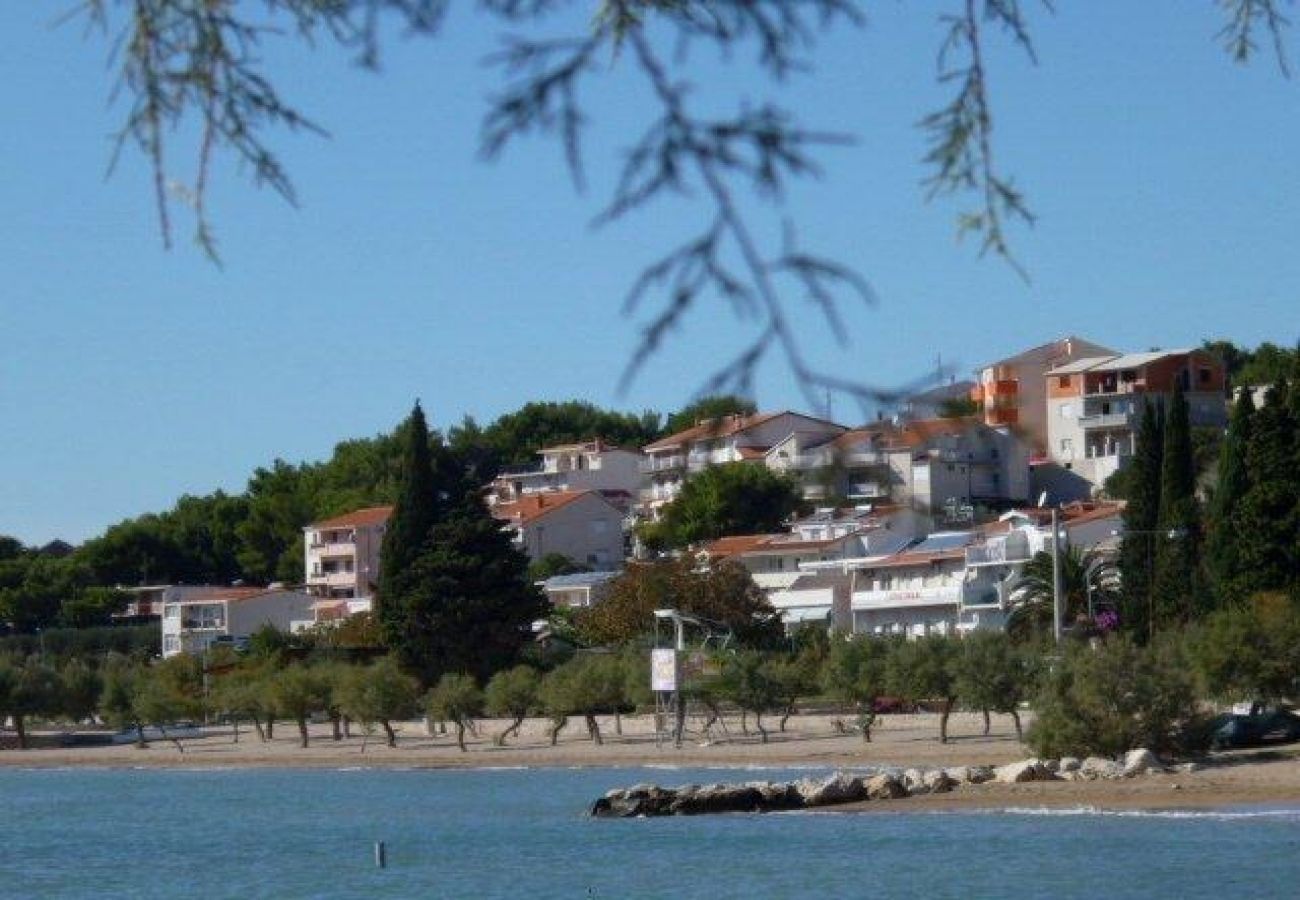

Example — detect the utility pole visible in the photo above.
[1051,508,1064,645]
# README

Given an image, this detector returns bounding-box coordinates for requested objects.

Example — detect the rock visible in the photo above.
[1043,758,1061,774]
[965,765,994,785]
[1121,748,1166,777]
[669,784,764,815]
[797,773,866,807]
[993,759,1058,784]
[1080,756,1123,779]
[1058,757,1082,774]
[864,773,908,800]
[922,769,956,794]
[752,781,805,810]
[1174,762,1202,775]
[902,769,930,795]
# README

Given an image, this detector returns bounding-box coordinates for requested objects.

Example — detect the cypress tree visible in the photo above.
[1119,400,1163,640]
[1151,384,1203,628]
[1235,380,1296,596]
[377,401,444,648]
[1205,388,1254,604]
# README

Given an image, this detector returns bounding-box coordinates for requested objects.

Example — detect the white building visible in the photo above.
[493,489,626,568]
[488,440,643,509]
[770,417,1031,516]
[1045,349,1228,490]
[537,571,622,609]
[640,411,846,515]
[303,505,391,604]
[161,588,317,657]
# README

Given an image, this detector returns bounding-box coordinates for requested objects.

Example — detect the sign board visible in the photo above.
[650,648,679,692]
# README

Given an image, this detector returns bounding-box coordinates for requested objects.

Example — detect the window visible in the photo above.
[163,635,179,653]
[1199,367,1211,385]
[1060,438,1074,456]
[1058,375,1071,388]
[1060,403,1074,419]
[590,519,609,535]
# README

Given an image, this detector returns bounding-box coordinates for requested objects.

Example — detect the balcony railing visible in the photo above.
[640,455,686,473]
[1079,412,1135,430]
[965,543,1030,566]
[851,585,962,609]
[847,482,886,499]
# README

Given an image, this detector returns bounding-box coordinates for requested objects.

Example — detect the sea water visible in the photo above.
[2,767,1299,898]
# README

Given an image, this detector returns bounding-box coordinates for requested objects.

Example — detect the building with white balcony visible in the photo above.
[1045,349,1227,490]
[303,505,391,604]
[971,336,1116,456]
[640,411,847,515]
[161,587,317,657]
[771,417,1031,516]
[842,530,1030,637]
[537,570,622,609]
[488,440,642,509]
[493,489,626,568]
[114,584,230,621]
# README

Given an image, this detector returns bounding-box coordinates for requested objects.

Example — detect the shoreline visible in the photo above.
[6,711,1300,814]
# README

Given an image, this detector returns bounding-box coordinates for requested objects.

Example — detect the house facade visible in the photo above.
[161,588,317,657]
[772,417,1031,516]
[537,570,622,609]
[639,411,846,515]
[488,440,642,508]
[302,505,391,603]
[971,336,1117,456]
[1045,349,1227,488]
[493,489,626,568]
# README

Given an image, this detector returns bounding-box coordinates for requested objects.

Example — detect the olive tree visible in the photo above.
[952,631,1033,741]
[427,673,484,752]
[821,637,893,742]
[888,635,958,743]
[484,665,541,747]
[338,657,422,749]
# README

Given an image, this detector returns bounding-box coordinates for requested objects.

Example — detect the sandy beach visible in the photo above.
[6,710,1300,813]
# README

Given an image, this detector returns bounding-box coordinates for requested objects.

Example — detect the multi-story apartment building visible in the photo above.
[1045,349,1227,488]
[770,417,1031,515]
[302,506,391,602]
[971,336,1116,455]
[492,489,626,569]
[161,587,317,657]
[487,440,642,508]
[640,411,847,515]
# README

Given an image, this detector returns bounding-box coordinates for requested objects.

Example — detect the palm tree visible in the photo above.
[1006,546,1120,642]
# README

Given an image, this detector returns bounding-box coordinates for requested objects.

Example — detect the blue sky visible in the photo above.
[3,2,1298,544]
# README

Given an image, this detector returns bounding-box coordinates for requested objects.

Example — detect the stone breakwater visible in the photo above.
[590,749,1196,817]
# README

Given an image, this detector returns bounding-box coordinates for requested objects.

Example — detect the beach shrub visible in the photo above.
[485,665,541,746]
[821,637,893,742]
[1027,635,1208,759]
[1186,600,1300,704]
[952,631,1035,741]
[336,657,421,748]
[888,636,958,743]
[719,651,781,743]
[427,672,484,752]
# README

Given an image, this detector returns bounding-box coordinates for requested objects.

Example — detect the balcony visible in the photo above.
[640,455,685,473]
[965,543,1030,567]
[1079,412,1135,430]
[307,570,356,588]
[847,482,886,499]
[843,450,888,467]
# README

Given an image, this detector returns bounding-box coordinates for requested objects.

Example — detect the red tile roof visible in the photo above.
[643,411,844,453]
[698,531,859,559]
[492,490,615,526]
[311,505,393,529]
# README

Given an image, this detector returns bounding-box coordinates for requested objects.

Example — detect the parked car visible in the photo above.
[1210,706,1300,750]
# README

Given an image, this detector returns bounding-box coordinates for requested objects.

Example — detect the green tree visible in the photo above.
[888,635,958,743]
[269,665,330,748]
[1206,389,1255,603]
[236,461,318,583]
[644,463,804,549]
[661,396,757,437]
[1236,381,1297,595]
[0,656,61,749]
[336,657,422,748]
[821,637,892,741]
[477,401,661,468]
[538,655,621,746]
[427,673,486,752]
[952,631,1030,741]
[1119,401,1164,640]
[1187,600,1300,705]
[576,558,781,648]
[1027,635,1206,759]
[59,659,103,725]
[99,663,146,746]
[719,651,781,743]
[484,665,541,746]
[390,501,545,685]
[1151,384,1205,628]
[1007,547,1120,641]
